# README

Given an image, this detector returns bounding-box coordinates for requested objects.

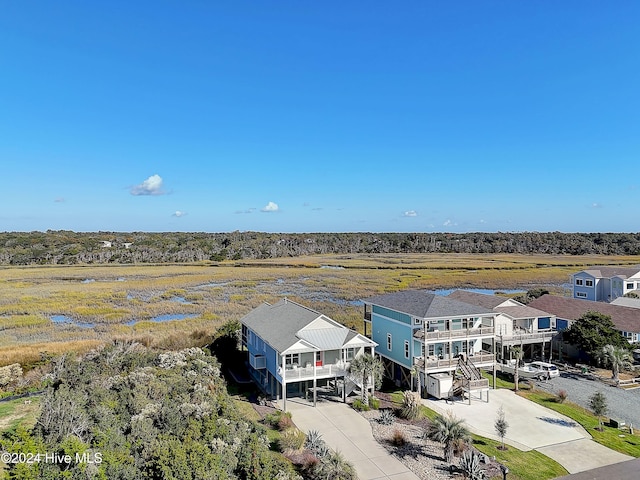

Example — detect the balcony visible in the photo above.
[499,329,558,345]
[282,362,349,382]
[415,351,495,370]
[415,326,495,341]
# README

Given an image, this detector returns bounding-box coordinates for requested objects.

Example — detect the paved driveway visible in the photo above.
[282,398,420,480]
[424,389,633,474]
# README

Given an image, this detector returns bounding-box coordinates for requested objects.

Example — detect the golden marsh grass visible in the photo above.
[0,254,636,365]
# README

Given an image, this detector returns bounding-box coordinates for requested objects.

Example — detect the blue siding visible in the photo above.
[246,328,281,382]
[372,305,412,325]
[538,317,551,329]
[371,313,412,368]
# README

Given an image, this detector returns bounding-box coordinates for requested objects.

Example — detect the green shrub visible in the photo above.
[369,396,380,410]
[378,409,395,425]
[400,390,421,420]
[352,399,369,411]
[279,428,305,452]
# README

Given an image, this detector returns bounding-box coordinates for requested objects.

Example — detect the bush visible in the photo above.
[369,396,380,410]
[400,390,421,420]
[352,399,369,411]
[279,428,305,452]
[390,428,407,446]
[556,389,568,404]
[378,409,395,425]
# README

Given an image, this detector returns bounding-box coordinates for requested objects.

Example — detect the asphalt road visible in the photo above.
[534,371,640,429]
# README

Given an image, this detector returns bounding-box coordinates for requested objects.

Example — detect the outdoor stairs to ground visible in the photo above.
[330,372,364,398]
[456,354,483,382]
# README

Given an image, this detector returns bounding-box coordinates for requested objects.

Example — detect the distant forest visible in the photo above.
[0,231,639,265]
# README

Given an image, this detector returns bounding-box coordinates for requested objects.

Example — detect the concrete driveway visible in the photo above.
[424,389,633,474]
[282,397,420,480]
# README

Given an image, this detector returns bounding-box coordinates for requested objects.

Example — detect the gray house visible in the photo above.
[240,298,376,410]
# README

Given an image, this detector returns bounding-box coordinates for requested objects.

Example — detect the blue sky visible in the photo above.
[1,2,638,233]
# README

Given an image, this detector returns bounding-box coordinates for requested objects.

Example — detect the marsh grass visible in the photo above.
[0,254,634,366]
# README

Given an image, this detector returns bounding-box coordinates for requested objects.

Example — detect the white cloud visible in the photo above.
[443,219,458,227]
[591,202,603,209]
[403,210,418,217]
[261,201,279,212]
[130,174,165,196]
[172,211,187,217]
[235,208,256,214]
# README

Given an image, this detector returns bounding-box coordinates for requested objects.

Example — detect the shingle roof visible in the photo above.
[579,265,640,279]
[447,290,509,309]
[240,299,322,352]
[495,305,553,319]
[529,294,640,334]
[240,298,375,352]
[363,290,494,318]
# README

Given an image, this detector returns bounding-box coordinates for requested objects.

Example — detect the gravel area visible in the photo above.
[533,371,640,429]
[360,409,503,480]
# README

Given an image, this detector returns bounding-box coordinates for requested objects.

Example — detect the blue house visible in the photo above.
[363,290,498,401]
[240,298,376,410]
[571,265,640,302]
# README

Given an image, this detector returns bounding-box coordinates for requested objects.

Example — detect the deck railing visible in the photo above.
[282,363,349,382]
[420,326,495,341]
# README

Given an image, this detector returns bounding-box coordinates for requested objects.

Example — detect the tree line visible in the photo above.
[1,230,639,265]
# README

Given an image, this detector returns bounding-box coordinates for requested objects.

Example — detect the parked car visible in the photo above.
[529,361,560,378]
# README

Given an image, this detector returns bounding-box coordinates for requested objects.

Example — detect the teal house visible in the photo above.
[363,290,498,400]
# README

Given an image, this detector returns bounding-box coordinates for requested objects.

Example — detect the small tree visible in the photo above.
[597,344,633,385]
[589,391,608,431]
[494,405,509,450]
[426,411,471,464]
[511,347,523,392]
[410,364,422,397]
[349,353,384,406]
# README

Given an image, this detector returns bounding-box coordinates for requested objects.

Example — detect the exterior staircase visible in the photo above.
[448,354,489,402]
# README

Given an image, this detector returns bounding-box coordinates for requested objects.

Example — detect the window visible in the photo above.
[284,353,299,368]
[345,348,356,361]
[575,278,583,286]
[585,280,593,287]
[428,345,435,356]
[414,318,423,325]
[576,292,587,298]
[627,283,635,290]
[404,340,410,359]
[387,334,392,351]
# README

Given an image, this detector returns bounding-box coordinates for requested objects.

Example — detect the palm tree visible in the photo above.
[410,364,422,397]
[426,411,471,464]
[597,344,633,385]
[349,353,384,406]
[511,346,523,392]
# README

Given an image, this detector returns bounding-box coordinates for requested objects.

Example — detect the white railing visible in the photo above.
[282,363,349,382]
[424,326,495,341]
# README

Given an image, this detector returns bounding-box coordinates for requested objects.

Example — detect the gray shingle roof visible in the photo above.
[447,290,509,309]
[240,298,375,353]
[363,290,494,318]
[240,299,321,352]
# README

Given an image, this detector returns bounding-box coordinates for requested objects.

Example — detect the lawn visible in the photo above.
[383,390,567,480]
[520,390,640,457]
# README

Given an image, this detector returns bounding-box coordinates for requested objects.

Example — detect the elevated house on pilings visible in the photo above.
[362,290,498,403]
[447,290,558,364]
[240,298,376,411]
